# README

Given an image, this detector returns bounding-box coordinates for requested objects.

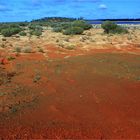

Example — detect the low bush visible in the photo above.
[14,46,21,53]
[0,24,9,32]
[72,20,92,30]
[65,44,76,50]
[19,31,27,36]
[111,26,128,34]
[28,24,43,31]
[22,46,32,53]
[2,38,6,41]
[28,23,43,37]
[52,20,92,35]
[30,30,42,36]
[19,22,28,27]
[9,24,20,28]
[38,48,44,53]
[53,27,63,32]
[60,23,71,30]
[0,44,6,48]
[7,56,15,61]
[101,21,117,34]
[1,27,22,37]
[33,74,41,83]
[101,21,128,34]
[63,27,84,35]
[28,24,37,30]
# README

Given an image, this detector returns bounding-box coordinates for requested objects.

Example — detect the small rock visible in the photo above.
[80,95,83,98]
[0,58,9,65]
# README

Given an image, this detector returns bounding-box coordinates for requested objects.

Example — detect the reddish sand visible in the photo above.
[0,45,140,139]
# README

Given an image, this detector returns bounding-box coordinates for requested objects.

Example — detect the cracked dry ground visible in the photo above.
[0,51,140,139]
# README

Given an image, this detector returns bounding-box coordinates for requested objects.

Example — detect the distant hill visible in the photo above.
[32,17,140,23]
[32,17,79,22]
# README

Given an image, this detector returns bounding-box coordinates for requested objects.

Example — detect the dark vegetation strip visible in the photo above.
[0,17,128,37]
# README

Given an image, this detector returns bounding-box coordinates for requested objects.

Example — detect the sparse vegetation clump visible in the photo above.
[0,43,6,48]
[2,38,7,41]
[51,20,92,35]
[101,21,128,34]
[19,31,27,36]
[32,17,76,22]
[22,46,32,53]
[30,24,43,31]
[14,46,21,53]
[65,44,76,50]
[72,20,92,30]
[53,27,63,32]
[28,24,43,36]
[29,24,43,36]
[63,27,84,35]
[59,22,71,30]
[18,22,29,27]
[33,74,41,83]
[38,48,44,53]
[1,27,22,37]
[28,24,37,30]
[0,19,92,36]
[30,30,42,36]
[0,23,23,37]
[7,56,15,61]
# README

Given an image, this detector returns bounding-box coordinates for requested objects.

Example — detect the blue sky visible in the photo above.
[0,0,139,22]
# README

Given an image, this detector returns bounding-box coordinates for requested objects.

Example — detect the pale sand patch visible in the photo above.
[0,28,140,54]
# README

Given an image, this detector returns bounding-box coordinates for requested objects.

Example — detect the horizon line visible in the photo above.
[0,17,140,23]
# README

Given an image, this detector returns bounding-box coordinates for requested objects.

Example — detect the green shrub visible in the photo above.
[1,27,22,37]
[65,44,76,50]
[7,56,15,61]
[33,74,41,83]
[72,20,92,30]
[35,25,43,31]
[30,30,42,36]
[111,26,128,34]
[53,27,63,32]
[0,24,8,32]
[22,46,32,53]
[14,46,21,53]
[28,24,37,30]
[28,23,43,37]
[0,44,6,48]
[28,24,43,31]
[19,31,27,36]
[101,21,117,34]
[9,24,20,28]
[38,48,44,53]
[50,20,92,35]
[101,21,128,34]
[1,29,14,37]
[0,23,20,30]
[60,23,71,30]
[19,22,28,27]
[63,27,84,35]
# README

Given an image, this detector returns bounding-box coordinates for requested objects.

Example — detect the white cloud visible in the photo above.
[99,4,107,9]
[0,4,11,11]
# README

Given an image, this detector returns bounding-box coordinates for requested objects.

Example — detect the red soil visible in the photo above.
[0,44,140,139]
[45,44,140,59]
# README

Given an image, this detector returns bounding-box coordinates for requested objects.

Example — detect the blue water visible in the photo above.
[88,21,140,24]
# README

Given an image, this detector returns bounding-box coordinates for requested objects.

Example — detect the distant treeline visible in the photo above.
[32,17,84,22]
[1,17,140,24]
[32,17,140,23]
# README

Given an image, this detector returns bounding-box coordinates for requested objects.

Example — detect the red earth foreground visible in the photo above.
[0,45,140,139]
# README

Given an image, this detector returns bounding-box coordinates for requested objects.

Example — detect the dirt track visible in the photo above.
[0,45,140,139]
